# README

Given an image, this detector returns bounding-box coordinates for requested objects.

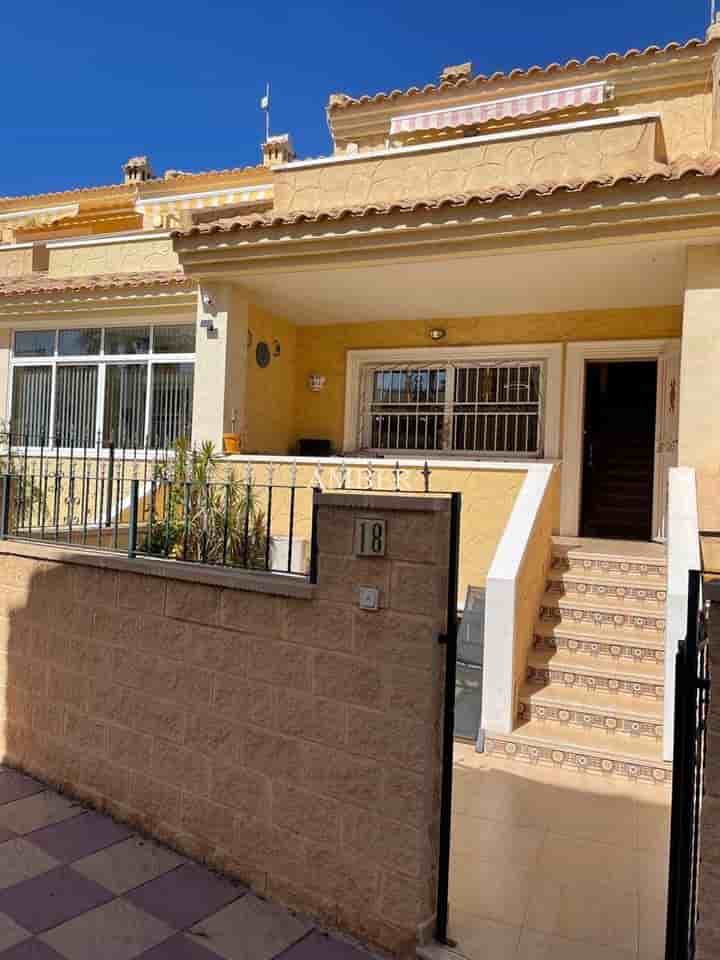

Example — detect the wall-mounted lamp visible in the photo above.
[308,374,326,392]
[429,327,447,341]
[200,290,216,333]
[272,339,281,358]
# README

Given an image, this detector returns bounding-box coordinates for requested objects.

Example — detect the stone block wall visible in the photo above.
[0,492,449,956]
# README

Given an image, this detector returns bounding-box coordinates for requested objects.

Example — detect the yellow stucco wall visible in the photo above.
[48,238,179,277]
[244,305,297,454]
[226,458,525,595]
[0,247,33,279]
[291,306,682,450]
[680,245,720,568]
[273,116,660,215]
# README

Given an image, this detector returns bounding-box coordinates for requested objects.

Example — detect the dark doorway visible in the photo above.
[580,360,657,541]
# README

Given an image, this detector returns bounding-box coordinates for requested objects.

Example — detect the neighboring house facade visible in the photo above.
[3,28,720,780]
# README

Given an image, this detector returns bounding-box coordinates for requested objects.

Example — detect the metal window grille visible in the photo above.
[361,361,543,456]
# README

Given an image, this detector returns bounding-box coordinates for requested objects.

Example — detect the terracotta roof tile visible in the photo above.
[0,165,266,208]
[328,38,710,111]
[0,270,192,299]
[174,155,720,239]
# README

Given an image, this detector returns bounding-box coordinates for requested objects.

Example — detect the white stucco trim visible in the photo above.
[276,112,660,172]
[343,343,562,459]
[0,203,79,223]
[46,231,171,249]
[135,185,273,208]
[664,467,700,762]
[560,338,679,536]
[482,463,556,734]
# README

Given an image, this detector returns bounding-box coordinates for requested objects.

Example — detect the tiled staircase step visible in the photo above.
[550,557,667,584]
[485,719,671,785]
[527,650,664,700]
[546,574,666,606]
[540,595,665,634]
[518,684,663,739]
[535,623,664,665]
[551,537,667,582]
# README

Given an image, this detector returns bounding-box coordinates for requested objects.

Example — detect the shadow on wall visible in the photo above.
[0,557,118,802]
[0,534,446,958]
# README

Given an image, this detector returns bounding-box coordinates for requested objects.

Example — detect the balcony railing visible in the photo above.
[0,433,439,578]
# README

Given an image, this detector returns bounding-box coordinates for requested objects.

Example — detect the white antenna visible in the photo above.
[260,83,270,142]
[713,0,718,24]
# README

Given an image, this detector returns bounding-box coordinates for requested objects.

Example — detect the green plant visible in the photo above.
[144,439,268,568]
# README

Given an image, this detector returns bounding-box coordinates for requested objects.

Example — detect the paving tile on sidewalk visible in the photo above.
[125,864,244,931]
[0,774,45,807]
[0,840,59,892]
[134,933,222,959]
[0,867,113,934]
[0,912,31,953]
[187,895,313,960]
[0,793,83,836]
[72,838,185,895]
[0,939,67,958]
[25,813,133,864]
[40,898,174,960]
[277,932,376,960]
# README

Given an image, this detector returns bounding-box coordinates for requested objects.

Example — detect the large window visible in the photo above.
[359,359,544,456]
[10,324,195,449]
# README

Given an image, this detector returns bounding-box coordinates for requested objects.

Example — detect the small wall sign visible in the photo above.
[354,517,386,557]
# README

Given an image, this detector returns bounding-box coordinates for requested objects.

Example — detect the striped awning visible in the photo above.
[390,81,612,136]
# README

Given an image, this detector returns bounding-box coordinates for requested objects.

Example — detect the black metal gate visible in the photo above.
[666,569,711,960]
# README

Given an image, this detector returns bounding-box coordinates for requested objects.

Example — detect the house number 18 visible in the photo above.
[354,517,387,557]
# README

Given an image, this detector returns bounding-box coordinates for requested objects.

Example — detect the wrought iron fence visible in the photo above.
[666,569,711,960]
[0,432,438,578]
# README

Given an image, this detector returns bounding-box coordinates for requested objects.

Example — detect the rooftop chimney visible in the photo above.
[262,134,295,168]
[439,61,472,83]
[123,156,154,185]
[709,12,720,41]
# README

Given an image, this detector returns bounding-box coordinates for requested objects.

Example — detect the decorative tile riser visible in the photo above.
[546,581,666,605]
[535,635,664,665]
[518,701,663,739]
[527,666,664,700]
[485,735,672,785]
[551,556,667,581]
[540,606,665,634]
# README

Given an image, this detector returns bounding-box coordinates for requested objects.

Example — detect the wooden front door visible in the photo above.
[580,360,658,541]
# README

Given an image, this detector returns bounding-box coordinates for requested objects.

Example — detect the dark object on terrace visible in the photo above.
[297,438,332,457]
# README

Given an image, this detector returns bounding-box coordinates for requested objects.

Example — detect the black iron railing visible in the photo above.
[666,569,711,960]
[0,433,441,579]
[0,434,316,577]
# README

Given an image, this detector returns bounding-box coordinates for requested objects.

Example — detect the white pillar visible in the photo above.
[0,329,10,427]
[191,282,249,451]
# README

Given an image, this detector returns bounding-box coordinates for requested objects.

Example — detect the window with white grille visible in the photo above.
[359,360,543,456]
[10,323,195,448]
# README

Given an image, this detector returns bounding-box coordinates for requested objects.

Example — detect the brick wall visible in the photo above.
[0,493,449,956]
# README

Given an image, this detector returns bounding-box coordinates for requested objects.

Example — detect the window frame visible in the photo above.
[8,322,196,451]
[344,344,563,461]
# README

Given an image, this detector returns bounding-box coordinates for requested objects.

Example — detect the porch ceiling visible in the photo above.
[231,238,687,325]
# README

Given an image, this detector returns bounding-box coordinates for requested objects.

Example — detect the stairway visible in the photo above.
[484,537,672,785]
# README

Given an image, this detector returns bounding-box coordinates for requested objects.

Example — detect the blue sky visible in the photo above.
[0,1,710,198]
